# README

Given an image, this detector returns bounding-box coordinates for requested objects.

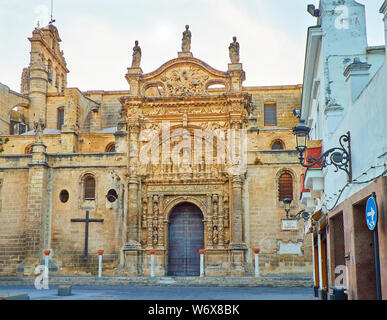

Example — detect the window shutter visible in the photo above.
[279,172,293,201]
[264,104,277,126]
[84,176,95,200]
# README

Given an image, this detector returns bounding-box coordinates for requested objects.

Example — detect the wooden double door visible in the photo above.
[167,203,204,276]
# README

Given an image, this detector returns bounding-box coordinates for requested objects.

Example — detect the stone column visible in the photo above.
[123,122,141,275]
[229,175,246,276]
[231,175,244,247]
[127,123,140,245]
[24,141,49,275]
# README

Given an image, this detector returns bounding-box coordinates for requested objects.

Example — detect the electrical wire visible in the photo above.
[323,164,387,212]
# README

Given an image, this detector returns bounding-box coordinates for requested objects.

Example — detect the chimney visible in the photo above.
[380,0,387,54]
[343,58,371,102]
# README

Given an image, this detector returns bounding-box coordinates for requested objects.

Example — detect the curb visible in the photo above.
[0,276,313,288]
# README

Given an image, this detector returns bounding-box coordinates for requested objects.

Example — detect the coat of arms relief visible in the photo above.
[141,62,230,98]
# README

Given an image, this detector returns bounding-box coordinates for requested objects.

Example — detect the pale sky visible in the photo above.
[0,0,385,92]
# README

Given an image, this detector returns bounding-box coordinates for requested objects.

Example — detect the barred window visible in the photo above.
[264,103,277,126]
[278,172,293,201]
[84,176,96,200]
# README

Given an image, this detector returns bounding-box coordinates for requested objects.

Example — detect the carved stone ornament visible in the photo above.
[160,66,210,96]
[136,57,232,98]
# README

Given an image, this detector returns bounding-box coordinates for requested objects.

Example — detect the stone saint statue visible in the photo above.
[131,40,141,68]
[212,226,219,245]
[229,36,240,64]
[181,25,191,52]
[33,119,45,143]
[152,227,158,245]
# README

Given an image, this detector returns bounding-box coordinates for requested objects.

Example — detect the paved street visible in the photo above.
[0,285,314,300]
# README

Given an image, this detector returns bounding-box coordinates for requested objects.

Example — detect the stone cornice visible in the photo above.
[120,92,250,107]
[141,57,228,81]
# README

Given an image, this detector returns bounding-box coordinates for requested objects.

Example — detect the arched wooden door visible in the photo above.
[167,203,204,276]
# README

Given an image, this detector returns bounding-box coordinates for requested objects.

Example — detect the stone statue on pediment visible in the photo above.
[182,25,191,53]
[131,40,142,68]
[229,36,240,64]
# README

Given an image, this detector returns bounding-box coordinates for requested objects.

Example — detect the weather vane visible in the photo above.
[49,0,56,24]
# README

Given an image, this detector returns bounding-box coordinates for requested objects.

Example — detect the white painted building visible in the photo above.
[300,0,387,299]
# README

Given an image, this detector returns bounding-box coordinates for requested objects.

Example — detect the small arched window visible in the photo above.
[105,143,116,153]
[84,176,96,200]
[272,140,284,150]
[278,171,293,201]
[25,144,33,154]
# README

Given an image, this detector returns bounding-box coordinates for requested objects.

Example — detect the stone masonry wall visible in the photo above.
[0,170,29,275]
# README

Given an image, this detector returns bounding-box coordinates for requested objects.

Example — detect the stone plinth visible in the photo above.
[178,52,193,58]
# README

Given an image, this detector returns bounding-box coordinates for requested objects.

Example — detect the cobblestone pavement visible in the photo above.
[0,285,314,300]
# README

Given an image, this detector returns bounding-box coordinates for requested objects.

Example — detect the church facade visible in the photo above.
[0,23,312,277]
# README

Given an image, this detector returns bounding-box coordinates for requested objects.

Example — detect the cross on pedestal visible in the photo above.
[71,211,104,261]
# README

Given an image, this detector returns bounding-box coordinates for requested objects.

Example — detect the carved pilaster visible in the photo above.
[231,175,245,248]
[146,217,153,249]
[227,63,245,92]
[157,218,164,249]
[223,196,229,228]
[206,217,213,249]
[125,67,143,96]
[141,196,147,228]
[126,177,140,247]
[128,122,140,177]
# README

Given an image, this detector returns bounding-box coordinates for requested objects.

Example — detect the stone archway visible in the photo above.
[167,202,204,276]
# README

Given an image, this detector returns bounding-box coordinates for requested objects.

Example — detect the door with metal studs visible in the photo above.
[167,203,204,276]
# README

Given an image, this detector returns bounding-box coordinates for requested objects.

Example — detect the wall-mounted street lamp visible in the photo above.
[283,197,310,221]
[307,4,321,17]
[292,121,352,182]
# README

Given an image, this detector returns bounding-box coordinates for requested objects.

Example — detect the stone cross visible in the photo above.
[71,211,104,260]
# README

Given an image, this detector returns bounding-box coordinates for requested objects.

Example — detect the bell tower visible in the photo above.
[23,22,69,128]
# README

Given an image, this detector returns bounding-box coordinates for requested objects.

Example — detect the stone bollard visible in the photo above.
[98,250,104,278]
[253,248,260,277]
[150,250,155,277]
[199,249,205,277]
[58,285,72,296]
